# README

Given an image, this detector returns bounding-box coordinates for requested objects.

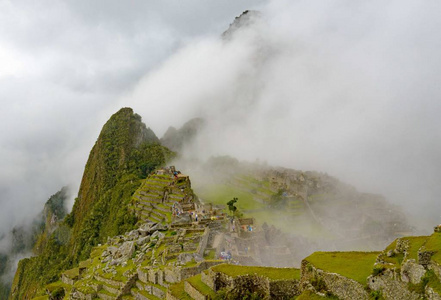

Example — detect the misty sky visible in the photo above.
[1,0,441,238]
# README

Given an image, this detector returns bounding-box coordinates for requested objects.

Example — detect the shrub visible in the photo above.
[372,266,385,276]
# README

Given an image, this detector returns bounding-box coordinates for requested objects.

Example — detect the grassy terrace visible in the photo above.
[427,270,441,295]
[63,267,80,279]
[187,274,216,297]
[196,184,264,211]
[378,239,403,266]
[424,232,441,264]
[211,264,301,280]
[168,281,192,300]
[405,236,429,260]
[305,251,380,285]
[134,288,162,300]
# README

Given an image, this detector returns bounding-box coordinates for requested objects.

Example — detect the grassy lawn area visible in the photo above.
[427,270,441,295]
[204,249,216,260]
[424,233,441,264]
[211,264,300,280]
[63,267,79,279]
[305,251,380,285]
[186,274,216,297]
[195,184,264,211]
[405,236,429,260]
[168,281,192,300]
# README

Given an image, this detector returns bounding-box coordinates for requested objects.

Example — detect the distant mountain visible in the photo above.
[222,10,262,40]
[160,118,205,153]
[0,187,68,298]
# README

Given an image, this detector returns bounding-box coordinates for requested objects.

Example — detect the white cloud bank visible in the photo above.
[128,1,441,229]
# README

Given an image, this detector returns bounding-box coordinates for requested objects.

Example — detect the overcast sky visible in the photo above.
[0,0,265,233]
[1,0,440,240]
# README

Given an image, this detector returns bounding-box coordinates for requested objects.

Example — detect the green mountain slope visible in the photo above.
[9,108,173,299]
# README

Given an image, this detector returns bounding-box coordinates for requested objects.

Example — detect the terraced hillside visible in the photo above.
[19,167,441,300]
[131,173,194,224]
[25,169,304,299]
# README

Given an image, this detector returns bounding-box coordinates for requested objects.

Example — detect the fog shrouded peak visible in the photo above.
[0,1,265,238]
[129,1,441,229]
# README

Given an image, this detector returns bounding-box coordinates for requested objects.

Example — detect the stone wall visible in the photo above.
[184,280,206,300]
[367,269,420,300]
[301,260,369,300]
[166,290,180,300]
[269,279,301,299]
[203,266,300,299]
[197,227,210,257]
[61,274,75,285]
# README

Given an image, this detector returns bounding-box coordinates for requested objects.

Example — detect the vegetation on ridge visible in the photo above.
[9,108,174,299]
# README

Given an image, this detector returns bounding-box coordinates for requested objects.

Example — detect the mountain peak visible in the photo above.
[222,10,262,39]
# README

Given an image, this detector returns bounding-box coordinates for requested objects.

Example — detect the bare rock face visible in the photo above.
[401,259,426,284]
[136,236,150,246]
[116,241,135,261]
[222,10,262,40]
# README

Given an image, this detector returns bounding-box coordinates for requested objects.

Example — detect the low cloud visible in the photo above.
[0,1,264,244]
[129,1,441,230]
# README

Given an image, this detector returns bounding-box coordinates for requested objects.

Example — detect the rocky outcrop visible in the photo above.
[368,268,420,300]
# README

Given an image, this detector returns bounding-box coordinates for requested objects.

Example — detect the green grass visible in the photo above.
[424,233,441,264]
[45,281,70,292]
[196,184,264,212]
[168,281,192,300]
[377,239,403,266]
[99,259,135,282]
[186,274,216,297]
[426,270,441,295]
[295,290,339,299]
[211,264,300,280]
[63,268,79,279]
[183,259,198,268]
[136,288,161,300]
[204,249,216,260]
[98,288,117,296]
[405,236,429,260]
[305,251,380,285]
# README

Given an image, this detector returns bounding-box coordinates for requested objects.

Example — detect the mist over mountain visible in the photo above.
[1,1,441,299]
[128,2,441,229]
